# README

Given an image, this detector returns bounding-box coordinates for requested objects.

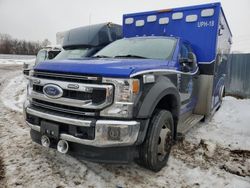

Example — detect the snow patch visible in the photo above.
[0,58,35,65]
[187,97,250,150]
[0,75,27,112]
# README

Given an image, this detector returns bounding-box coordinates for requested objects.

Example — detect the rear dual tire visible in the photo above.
[138,109,174,172]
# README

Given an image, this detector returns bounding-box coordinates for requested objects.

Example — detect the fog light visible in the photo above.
[57,140,69,154]
[108,127,121,141]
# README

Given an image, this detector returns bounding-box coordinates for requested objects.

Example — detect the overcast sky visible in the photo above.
[0,0,250,52]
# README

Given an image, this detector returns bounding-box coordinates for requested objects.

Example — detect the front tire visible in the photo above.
[138,109,174,172]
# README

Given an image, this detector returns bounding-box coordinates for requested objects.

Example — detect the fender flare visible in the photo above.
[137,76,181,119]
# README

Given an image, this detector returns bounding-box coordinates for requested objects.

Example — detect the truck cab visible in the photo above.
[24,3,232,171]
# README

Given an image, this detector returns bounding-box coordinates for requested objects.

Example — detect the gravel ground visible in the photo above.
[0,64,249,188]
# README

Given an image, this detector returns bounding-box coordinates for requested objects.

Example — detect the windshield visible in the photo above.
[94,38,176,60]
[55,48,89,60]
[35,50,47,64]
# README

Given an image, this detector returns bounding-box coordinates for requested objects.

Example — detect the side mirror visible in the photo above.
[180,52,197,64]
[180,52,197,72]
[179,57,189,64]
[188,52,197,64]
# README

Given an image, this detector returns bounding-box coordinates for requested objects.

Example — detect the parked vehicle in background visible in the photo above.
[35,45,62,65]
[22,59,36,76]
[24,3,232,171]
[54,22,122,60]
[23,22,122,76]
[23,45,62,76]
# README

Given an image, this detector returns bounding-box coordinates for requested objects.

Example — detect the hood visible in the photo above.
[34,58,177,78]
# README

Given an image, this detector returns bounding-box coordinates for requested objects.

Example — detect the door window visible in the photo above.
[180,43,197,72]
[180,44,189,59]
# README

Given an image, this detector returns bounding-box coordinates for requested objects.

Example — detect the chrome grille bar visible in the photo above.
[30,77,113,110]
[32,100,96,116]
[31,78,110,92]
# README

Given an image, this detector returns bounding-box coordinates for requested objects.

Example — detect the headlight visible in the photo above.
[113,79,139,102]
[101,78,140,118]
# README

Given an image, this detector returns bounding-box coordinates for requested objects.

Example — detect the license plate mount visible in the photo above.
[41,121,59,139]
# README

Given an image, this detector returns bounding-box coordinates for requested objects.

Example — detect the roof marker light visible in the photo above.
[125,18,134,24]
[172,12,183,20]
[147,15,157,22]
[201,8,214,17]
[186,15,198,22]
[159,17,169,25]
[135,20,145,27]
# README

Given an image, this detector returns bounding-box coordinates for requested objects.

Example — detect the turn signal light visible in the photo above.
[133,80,140,94]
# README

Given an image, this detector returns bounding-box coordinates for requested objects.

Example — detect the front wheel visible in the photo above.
[138,109,174,172]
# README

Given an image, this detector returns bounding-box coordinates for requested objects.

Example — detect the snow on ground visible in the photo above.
[186,97,250,150]
[0,61,249,188]
[0,58,35,65]
[0,59,26,65]
[0,54,35,65]
[0,74,27,112]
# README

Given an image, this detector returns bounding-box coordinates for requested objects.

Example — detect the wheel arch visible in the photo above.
[137,76,180,138]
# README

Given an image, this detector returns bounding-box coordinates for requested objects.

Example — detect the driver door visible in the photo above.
[179,42,198,114]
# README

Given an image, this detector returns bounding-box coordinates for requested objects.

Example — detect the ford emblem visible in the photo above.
[43,84,63,99]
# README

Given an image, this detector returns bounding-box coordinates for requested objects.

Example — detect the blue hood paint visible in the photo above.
[34,59,177,78]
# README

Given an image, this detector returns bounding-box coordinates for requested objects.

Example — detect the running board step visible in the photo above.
[177,114,204,134]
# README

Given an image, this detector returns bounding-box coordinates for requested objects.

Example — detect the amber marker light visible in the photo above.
[133,79,140,94]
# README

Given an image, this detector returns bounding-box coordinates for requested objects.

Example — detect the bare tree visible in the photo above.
[0,33,51,55]
[41,38,51,47]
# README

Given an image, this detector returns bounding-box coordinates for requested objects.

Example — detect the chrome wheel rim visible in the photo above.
[157,122,171,161]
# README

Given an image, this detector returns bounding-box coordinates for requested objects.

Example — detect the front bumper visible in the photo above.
[23,101,140,147]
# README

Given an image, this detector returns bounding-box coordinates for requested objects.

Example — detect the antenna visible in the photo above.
[89,13,92,25]
[88,13,92,43]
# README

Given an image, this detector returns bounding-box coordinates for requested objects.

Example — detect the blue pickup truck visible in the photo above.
[24,3,232,171]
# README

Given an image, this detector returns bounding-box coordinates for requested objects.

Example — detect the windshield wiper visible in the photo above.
[114,55,148,59]
[93,55,111,58]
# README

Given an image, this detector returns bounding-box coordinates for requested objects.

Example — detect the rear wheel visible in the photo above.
[219,85,225,103]
[217,85,225,110]
[138,109,174,172]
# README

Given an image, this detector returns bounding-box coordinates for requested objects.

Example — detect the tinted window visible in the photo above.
[94,38,176,60]
[180,44,189,59]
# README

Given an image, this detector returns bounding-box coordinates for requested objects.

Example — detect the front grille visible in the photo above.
[31,99,97,116]
[33,85,106,103]
[33,71,101,84]
[30,71,114,118]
